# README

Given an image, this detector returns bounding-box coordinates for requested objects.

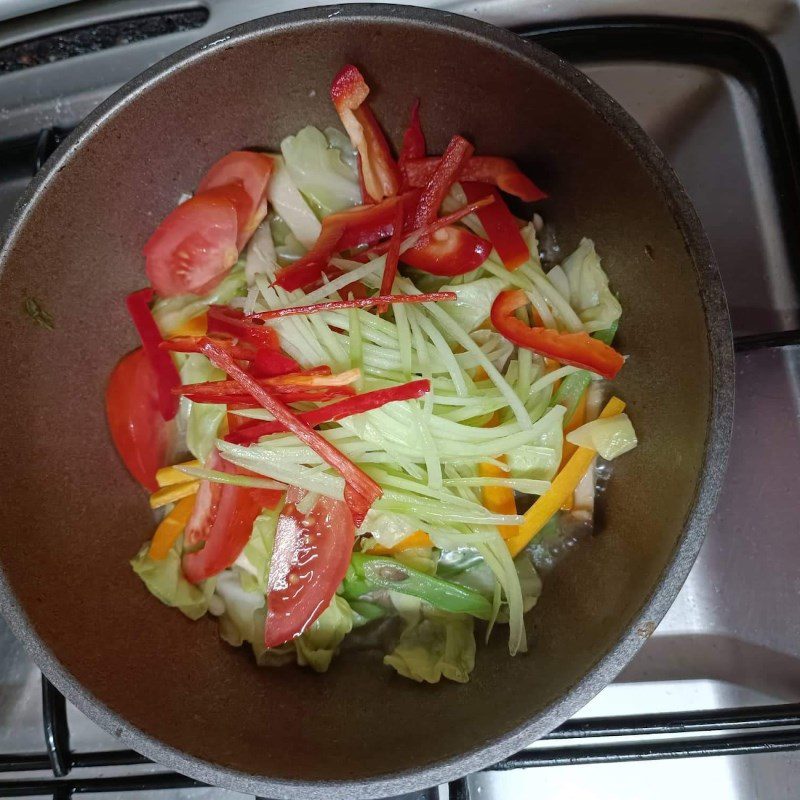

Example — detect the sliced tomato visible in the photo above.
[143,189,240,297]
[197,151,274,249]
[264,486,355,647]
[182,452,282,584]
[105,348,172,492]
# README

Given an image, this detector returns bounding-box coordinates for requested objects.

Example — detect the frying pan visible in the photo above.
[0,4,733,798]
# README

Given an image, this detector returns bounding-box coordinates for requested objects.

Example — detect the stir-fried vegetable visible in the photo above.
[113,62,640,685]
[250,291,455,319]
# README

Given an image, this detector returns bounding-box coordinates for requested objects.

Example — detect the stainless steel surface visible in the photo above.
[0,1,798,797]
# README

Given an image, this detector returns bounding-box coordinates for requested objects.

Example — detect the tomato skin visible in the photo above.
[143,190,239,298]
[197,151,274,248]
[264,487,355,647]
[182,452,282,584]
[105,348,171,492]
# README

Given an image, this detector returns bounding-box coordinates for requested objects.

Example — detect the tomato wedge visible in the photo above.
[105,348,172,492]
[143,188,240,297]
[182,451,282,584]
[264,486,355,647]
[197,151,274,249]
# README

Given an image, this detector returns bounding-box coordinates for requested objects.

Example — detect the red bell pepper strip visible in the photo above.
[402,225,491,277]
[336,192,419,249]
[249,291,455,320]
[404,156,547,202]
[379,202,406,311]
[367,195,495,257]
[206,305,279,350]
[175,367,358,405]
[161,333,300,379]
[251,348,301,377]
[398,99,425,170]
[401,135,491,276]
[226,379,431,443]
[330,65,401,202]
[181,387,355,407]
[273,192,419,292]
[160,334,256,360]
[125,288,181,420]
[355,154,372,205]
[491,290,625,380]
[462,182,530,270]
[407,135,472,228]
[200,340,382,525]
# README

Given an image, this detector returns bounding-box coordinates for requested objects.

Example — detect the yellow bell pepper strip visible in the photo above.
[371,530,432,554]
[463,400,520,538]
[155,459,201,488]
[148,494,196,560]
[475,412,519,540]
[149,479,200,510]
[171,312,207,337]
[506,396,626,557]
[479,457,519,541]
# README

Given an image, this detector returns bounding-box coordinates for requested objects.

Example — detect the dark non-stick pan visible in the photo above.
[0,5,733,798]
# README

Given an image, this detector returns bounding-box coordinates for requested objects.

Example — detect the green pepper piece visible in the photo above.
[343,553,493,620]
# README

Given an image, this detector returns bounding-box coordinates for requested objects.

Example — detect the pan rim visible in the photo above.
[0,4,734,798]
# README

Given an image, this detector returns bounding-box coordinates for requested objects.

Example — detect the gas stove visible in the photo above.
[1,2,799,799]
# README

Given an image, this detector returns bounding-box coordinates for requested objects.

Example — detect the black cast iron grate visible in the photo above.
[0,13,799,800]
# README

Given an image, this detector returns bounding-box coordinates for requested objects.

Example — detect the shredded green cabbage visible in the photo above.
[131,537,215,621]
[281,126,361,216]
[567,412,637,460]
[295,596,355,672]
[179,354,226,463]
[384,611,476,684]
[558,238,622,333]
